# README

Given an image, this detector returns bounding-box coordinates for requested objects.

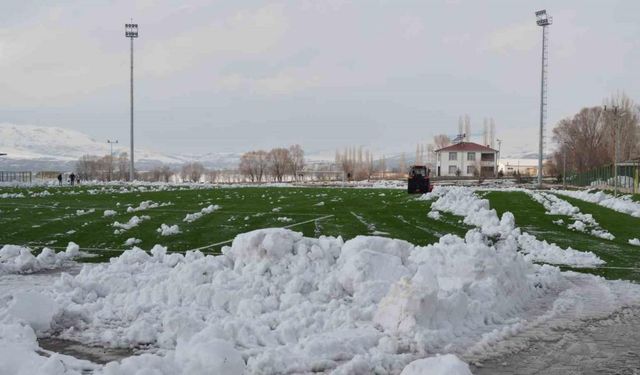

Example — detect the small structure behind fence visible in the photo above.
[567,162,639,193]
[0,171,32,183]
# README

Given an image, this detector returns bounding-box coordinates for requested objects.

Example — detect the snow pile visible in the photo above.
[525,190,579,216]
[525,191,615,240]
[124,238,142,247]
[4,228,574,374]
[157,224,181,236]
[427,210,441,220]
[422,187,604,267]
[629,238,640,247]
[555,189,640,218]
[276,216,293,223]
[126,200,172,213]
[0,192,25,198]
[75,209,95,216]
[0,242,80,275]
[400,354,472,375]
[183,204,221,223]
[112,215,150,234]
[103,210,117,217]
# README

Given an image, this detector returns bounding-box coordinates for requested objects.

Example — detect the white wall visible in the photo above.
[436,151,497,177]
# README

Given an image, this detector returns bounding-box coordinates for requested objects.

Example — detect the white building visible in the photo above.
[435,142,498,177]
[498,158,540,176]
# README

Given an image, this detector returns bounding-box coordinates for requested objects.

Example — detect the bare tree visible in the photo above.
[255,150,268,182]
[117,153,130,181]
[239,152,257,182]
[181,162,205,182]
[433,134,451,149]
[378,155,387,179]
[160,165,173,182]
[398,153,407,174]
[239,150,269,182]
[205,169,219,183]
[268,148,291,182]
[552,93,640,174]
[603,93,640,162]
[289,144,305,181]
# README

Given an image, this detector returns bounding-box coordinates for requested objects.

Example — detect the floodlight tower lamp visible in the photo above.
[535,9,552,188]
[125,21,138,182]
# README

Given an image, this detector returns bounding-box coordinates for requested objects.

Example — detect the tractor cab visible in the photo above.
[407,165,433,194]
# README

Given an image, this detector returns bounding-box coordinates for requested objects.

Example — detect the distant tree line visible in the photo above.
[238,145,304,182]
[335,146,376,180]
[75,153,130,181]
[74,154,219,183]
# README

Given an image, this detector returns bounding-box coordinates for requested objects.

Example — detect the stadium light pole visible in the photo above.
[535,9,552,188]
[125,21,138,182]
[107,139,119,181]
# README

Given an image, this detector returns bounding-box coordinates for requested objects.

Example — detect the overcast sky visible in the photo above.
[1,0,638,158]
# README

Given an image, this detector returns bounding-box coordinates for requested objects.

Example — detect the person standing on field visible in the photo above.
[69,173,76,186]
[57,174,62,186]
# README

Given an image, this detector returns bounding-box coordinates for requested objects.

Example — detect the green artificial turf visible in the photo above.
[2,184,638,282]
[0,185,469,262]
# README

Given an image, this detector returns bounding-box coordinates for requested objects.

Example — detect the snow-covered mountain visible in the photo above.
[0,124,241,171]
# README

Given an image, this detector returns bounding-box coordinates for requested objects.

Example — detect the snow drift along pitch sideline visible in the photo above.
[423,186,604,267]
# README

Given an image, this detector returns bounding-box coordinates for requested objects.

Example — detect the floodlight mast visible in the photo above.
[535,10,552,188]
[125,22,138,182]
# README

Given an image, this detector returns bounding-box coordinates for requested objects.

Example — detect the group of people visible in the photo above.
[57,173,78,186]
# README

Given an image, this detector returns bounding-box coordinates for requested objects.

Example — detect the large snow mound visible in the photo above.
[0,226,588,374]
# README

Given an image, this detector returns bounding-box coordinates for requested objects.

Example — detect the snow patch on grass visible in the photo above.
[124,238,142,247]
[183,204,220,223]
[157,224,181,236]
[126,200,172,213]
[112,215,150,235]
[103,210,117,217]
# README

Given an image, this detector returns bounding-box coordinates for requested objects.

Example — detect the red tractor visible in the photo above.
[407,165,433,194]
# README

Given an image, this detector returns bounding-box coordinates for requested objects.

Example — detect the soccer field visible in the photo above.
[0,184,470,262]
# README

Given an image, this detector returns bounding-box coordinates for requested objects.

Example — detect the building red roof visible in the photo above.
[435,142,498,153]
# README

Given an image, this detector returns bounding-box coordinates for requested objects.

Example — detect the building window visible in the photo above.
[467,152,475,161]
[448,152,457,161]
[481,153,495,161]
[466,165,476,174]
[448,166,457,175]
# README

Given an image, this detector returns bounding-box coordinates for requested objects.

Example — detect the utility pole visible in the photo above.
[604,105,621,196]
[496,138,502,176]
[535,10,552,188]
[562,143,567,189]
[107,140,119,181]
[125,21,139,182]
